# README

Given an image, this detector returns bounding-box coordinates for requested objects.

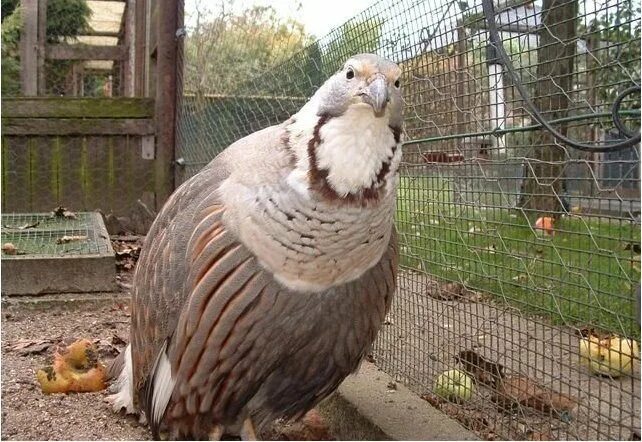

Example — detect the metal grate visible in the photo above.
[174,0,641,439]
[1,212,112,256]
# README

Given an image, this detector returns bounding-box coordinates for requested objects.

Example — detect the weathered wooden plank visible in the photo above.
[20,0,38,96]
[79,137,92,210]
[123,135,157,232]
[134,0,147,96]
[154,0,179,209]
[84,136,110,213]
[107,137,116,210]
[1,138,7,209]
[122,0,135,96]
[2,118,155,135]
[37,0,47,95]
[57,136,85,211]
[2,97,155,118]
[81,30,121,38]
[28,136,58,211]
[46,44,126,61]
[1,137,31,212]
[2,133,156,227]
[104,135,124,214]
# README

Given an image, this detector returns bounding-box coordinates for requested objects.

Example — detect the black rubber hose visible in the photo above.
[612,85,640,139]
[481,0,641,152]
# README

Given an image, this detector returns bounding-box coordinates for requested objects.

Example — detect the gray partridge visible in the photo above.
[108,53,403,440]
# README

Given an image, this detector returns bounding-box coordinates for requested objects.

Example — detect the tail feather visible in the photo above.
[106,344,136,414]
[106,348,126,382]
[144,339,176,439]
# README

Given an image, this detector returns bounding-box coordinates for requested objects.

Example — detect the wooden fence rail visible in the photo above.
[1,97,158,233]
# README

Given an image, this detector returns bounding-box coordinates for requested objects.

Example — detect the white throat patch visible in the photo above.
[315,105,396,196]
[286,101,400,199]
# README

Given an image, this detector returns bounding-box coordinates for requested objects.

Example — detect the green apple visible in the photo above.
[433,369,474,402]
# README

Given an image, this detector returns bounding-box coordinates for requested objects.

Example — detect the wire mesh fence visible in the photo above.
[1,212,113,256]
[175,0,640,439]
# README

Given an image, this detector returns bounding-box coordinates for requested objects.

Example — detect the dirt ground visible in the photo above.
[1,297,149,440]
[374,270,641,441]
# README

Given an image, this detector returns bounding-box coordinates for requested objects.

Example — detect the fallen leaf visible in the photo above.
[434,282,464,300]
[21,221,40,229]
[526,429,557,440]
[439,402,495,435]
[2,243,17,255]
[576,327,612,340]
[110,302,129,313]
[455,350,505,387]
[269,409,333,441]
[110,235,142,242]
[483,244,497,254]
[9,338,58,355]
[56,235,88,244]
[4,221,40,230]
[51,206,77,219]
[429,282,484,303]
[117,280,132,290]
[111,334,127,346]
[421,392,445,407]
[492,376,578,417]
[51,206,66,217]
[300,409,332,441]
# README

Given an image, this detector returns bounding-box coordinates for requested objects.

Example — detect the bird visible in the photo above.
[107,53,403,440]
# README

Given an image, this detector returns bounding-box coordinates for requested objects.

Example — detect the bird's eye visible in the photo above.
[346,68,355,80]
[394,79,401,88]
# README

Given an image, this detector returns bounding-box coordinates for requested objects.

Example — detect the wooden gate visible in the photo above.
[1,0,182,233]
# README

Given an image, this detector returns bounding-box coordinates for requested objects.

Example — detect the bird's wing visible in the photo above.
[161,222,397,433]
[131,121,398,435]
[129,124,291,409]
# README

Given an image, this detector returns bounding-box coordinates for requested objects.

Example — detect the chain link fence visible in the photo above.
[175,0,640,439]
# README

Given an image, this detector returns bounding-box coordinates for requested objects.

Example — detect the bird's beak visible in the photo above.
[361,75,388,116]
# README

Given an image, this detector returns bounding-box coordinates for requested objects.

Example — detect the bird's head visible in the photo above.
[316,54,402,125]
[287,54,403,206]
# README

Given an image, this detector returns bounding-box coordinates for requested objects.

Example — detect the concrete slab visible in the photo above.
[1,212,117,295]
[337,362,479,441]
